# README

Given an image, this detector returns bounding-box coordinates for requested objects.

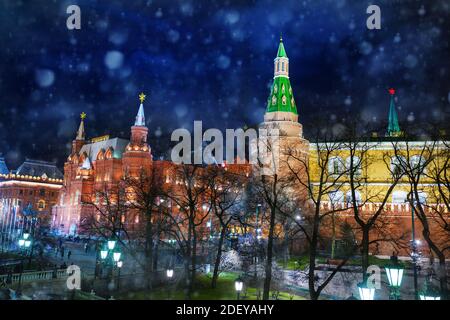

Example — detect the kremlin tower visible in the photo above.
[259,37,309,175]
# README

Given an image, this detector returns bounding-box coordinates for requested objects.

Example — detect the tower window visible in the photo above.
[282,62,285,71]
[272,95,277,105]
[282,95,287,105]
[274,85,278,94]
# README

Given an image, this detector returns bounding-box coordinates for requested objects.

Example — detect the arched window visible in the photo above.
[328,157,344,175]
[346,156,362,176]
[417,191,427,205]
[97,149,105,161]
[105,147,114,159]
[281,61,285,71]
[410,155,426,174]
[392,190,407,203]
[74,190,80,205]
[282,95,287,105]
[271,95,277,105]
[346,190,361,205]
[37,200,46,210]
[391,156,406,177]
[329,190,344,205]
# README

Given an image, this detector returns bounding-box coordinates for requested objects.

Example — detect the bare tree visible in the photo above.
[163,164,211,299]
[392,135,449,298]
[206,165,246,288]
[283,124,358,300]
[123,166,166,289]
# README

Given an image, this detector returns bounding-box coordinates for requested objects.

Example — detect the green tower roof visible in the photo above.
[266,77,298,114]
[387,88,401,137]
[277,37,287,58]
[266,38,298,115]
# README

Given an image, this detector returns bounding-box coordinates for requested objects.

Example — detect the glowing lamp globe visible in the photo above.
[23,233,30,240]
[18,239,25,247]
[235,279,243,292]
[117,261,123,268]
[100,250,108,260]
[24,240,31,248]
[357,282,375,300]
[166,269,174,278]
[113,252,121,262]
[385,264,404,288]
[107,240,116,250]
[419,283,441,300]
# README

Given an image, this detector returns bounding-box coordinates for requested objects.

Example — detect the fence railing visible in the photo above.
[0,269,67,285]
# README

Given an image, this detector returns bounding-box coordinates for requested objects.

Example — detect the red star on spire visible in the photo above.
[388,88,396,95]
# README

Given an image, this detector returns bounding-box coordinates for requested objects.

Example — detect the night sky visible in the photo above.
[0,0,449,169]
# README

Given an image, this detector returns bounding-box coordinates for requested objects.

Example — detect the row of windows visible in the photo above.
[275,60,288,73]
[0,188,56,197]
[328,190,427,205]
[328,155,427,176]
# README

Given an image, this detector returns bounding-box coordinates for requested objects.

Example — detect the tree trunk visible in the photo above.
[211,226,226,289]
[190,226,197,297]
[361,227,370,279]
[308,235,318,300]
[262,206,276,300]
[145,214,154,290]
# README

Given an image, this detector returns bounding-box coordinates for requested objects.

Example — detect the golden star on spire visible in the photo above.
[80,112,86,120]
[139,92,146,103]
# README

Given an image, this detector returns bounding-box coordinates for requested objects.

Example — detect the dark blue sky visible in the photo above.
[0,0,449,168]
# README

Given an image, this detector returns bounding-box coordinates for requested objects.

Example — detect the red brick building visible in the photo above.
[51,96,156,235]
[0,157,63,239]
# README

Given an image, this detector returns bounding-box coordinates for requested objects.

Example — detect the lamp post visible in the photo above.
[235,278,243,300]
[99,238,122,292]
[167,268,174,299]
[254,204,262,280]
[357,281,375,300]
[385,263,404,300]
[419,277,441,300]
[17,233,31,293]
[407,193,420,300]
[116,260,123,290]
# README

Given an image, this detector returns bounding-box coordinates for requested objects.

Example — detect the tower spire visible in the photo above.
[135,93,146,126]
[386,88,401,137]
[266,38,297,117]
[76,112,86,140]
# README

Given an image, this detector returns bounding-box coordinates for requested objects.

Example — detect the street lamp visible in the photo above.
[100,249,108,260]
[116,260,123,290]
[235,278,243,300]
[166,269,174,279]
[357,281,375,300]
[113,251,121,263]
[107,240,116,250]
[385,263,404,300]
[419,280,441,300]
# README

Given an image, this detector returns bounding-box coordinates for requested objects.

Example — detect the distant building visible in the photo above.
[0,158,63,239]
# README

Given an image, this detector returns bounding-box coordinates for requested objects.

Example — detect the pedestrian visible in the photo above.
[61,246,65,259]
[68,250,72,260]
[84,243,88,253]
[54,246,59,257]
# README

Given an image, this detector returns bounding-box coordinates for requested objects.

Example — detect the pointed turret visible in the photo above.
[135,93,146,126]
[71,112,87,156]
[386,88,401,137]
[265,37,298,117]
[76,112,86,140]
[277,35,287,58]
